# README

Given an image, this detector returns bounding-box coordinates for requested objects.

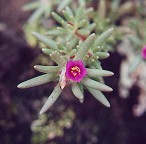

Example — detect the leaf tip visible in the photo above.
[39,109,44,115]
[106,102,110,107]
[39,104,48,114]
[111,72,114,76]
[109,27,114,33]
[108,87,113,92]
[91,33,96,38]
[17,83,23,89]
[51,12,55,16]
[32,31,36,36]
[34,65,37,69]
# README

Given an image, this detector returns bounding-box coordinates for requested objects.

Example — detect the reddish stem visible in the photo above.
[75,30,87,41]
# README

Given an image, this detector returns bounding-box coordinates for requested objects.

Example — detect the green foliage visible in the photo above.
[18,28,114,113]
[31,108,75,144]
[19,0,146,143]
[40,84,63,114]
[71,83,84,103]
[18,0,130,114]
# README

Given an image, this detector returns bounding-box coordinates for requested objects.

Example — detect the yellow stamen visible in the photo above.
[70,66,81,77]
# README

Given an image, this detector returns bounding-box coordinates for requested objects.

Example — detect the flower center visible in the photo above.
[71,66,81,77]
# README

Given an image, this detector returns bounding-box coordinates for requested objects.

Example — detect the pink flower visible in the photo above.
[141,46,146,59]
[65,60,87,82]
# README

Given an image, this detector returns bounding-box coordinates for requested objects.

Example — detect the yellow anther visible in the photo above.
[70,66,81,77]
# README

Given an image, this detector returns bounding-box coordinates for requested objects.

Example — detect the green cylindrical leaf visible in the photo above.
[34,65,59,73]
[94,52,110,59]
[94,27,114,46]
[17,73,57,89]
[111,0,120,12]
[44,5,52,17]
[81,77,113,92]
[57,0,72,12]
[87,87,110,107]
[98,0,106,20]
[62,10,74,22]
[118,1,134,16]
[85,23,96,31]
[92,61,102,69]
[74,33,95,60]
[50,51,66,67]
[45,29,65,36]
[52,12,67,27]
[67,37,78,51]
[78,19,87,28]
[69,49,77,57]
[71,83,84,103]
[87,68,114,77]
[77,29,89,36]
[28,8,44,23]
[32,32,58,49]
[40,83,62,114]
[85,7,94,15]
[78,0,86,6]
[22,2,39,11]
[75,6,84,21]
[42,48,53,55]
[65,6,74,17]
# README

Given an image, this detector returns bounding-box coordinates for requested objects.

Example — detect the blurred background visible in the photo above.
[0,0,146,144]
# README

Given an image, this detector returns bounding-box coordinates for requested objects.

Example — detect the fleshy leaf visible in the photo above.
[98,0,106,20]
[57,0,72,12]
[94,52,110,59]
[87,68,114,77]
[77,29,90,36]
[71,83,84,103]
[32,32,58,49]
[52,12,67,27]
[69,49,77,57]
[28,8,44,24]
[78,19,87,28]
[17,73,57,89]
[50,51,66,67]
[62,10,74,22]
[64,6,74,17]
[45,29,65,36]
[84,23,96,31]
[66,38,78,52]
[75,6,84,21]
[34,65,59,73]
[22,2,39,11]
[92,61,102,69]
[42,48,53,55]
[74,33,95,60]
[39,83,62,114]
[87,87,110,107]
[94,27,114,46]
[81,77,113,92]
[78,0,86,6]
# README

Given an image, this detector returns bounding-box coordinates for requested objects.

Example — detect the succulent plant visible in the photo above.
[46,6,95,41]
[18,27,114,114]
[31,108,75,143]
[22,0,74,24]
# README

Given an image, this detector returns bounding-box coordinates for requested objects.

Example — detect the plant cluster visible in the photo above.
[18,28,114,114]
[16,0,146,144]
[18,0,116,114]
[20,0,146,116]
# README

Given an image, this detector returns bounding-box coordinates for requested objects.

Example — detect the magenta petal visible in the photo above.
[65,60,87,82]
[141,46,146,59]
